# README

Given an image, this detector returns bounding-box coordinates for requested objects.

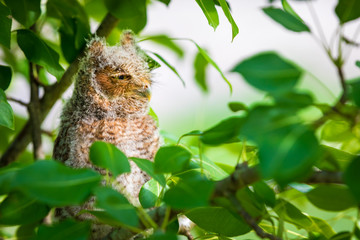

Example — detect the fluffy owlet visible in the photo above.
[53,31,160,239]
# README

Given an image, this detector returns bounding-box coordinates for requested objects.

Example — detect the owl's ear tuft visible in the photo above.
[120,30,136,47]
[88,38,105,56]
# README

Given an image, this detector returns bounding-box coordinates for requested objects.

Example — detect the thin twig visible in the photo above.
[228,194,282,240]
[6,96,28,106]
[336,65,347,105]
[41,129,54,138]
[0,13,120,167]
[28,61,44,160]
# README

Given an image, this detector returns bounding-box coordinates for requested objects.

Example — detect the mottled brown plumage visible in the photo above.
[53,31,160,239]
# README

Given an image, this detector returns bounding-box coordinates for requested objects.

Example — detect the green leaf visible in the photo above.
[192,40,232,93]
[152,52,185,86]
[232,52,302,93]
[195,0,219,31]
[154,146,191,174]
[194,51,209,92]
[147,231,178,240]
[308,216,336,239]
[93,187,138,227]
[0,3,11,49]
[356,60,360,68]
[0,89,14,130]
[252,181,276,207]
[4,0,41,28]
[185,207,251,237]
[348,78,360,107]
[144,35,184,58]
[89,141,131,177]
[189,155,228,181]
[330,232,352,240]
[131,158,166,186]
[200,116,244,145]
[263,7,310,32]
[17,29,65,79]
[0,163,20,194]
[105,0,147,33]
[274,199,312,229]
[139,178,162,208]
[321,120,352,142]
[318,145,355,171]
[0,192,49,225]
[281,0,303,21]
[344,156,360,203]
[164,176,214,209]
[335,0,360,24]
[228,102,248,112]
[0,65,12,90]
[156,0,171,6]
[36,220,91,240]
[13,160,101,206]
[306,185,356,211]
[236,187,266,218]
[217,0,239,40]
[273,91,313,108]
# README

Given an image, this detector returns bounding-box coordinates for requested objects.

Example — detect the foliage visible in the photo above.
[0,0,360,240]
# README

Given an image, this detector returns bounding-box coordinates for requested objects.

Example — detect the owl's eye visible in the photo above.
[113,74,130,80]
[118,75,125,80]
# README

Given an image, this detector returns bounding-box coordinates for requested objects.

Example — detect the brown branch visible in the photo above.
[228,194,282,240]
[28,61,44,159]
[6,96,28,107]
[0,13,119,167]
[336,65,347,105]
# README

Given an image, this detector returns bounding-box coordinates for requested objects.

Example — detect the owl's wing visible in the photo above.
[53,126,70,163]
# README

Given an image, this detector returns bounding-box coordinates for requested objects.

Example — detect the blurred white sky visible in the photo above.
[7,0,360,140]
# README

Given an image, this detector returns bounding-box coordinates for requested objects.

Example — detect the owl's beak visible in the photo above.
[136,88,151,100]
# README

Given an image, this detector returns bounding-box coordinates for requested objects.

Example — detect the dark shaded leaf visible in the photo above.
[335,0,360,24]
[186,207,251,237]
[232,52,302,93]
[0,3,11,49]
[217,0,239,40]
[194,51,209,92]
[0,89,14,130]
[13,160,101,206]
[344,156,360,203]
[281,0,302,21]
[200,116,244,145]
[356,60,360,68]
[105,0,147,33]
[228,102,247,112]
[195,0,219,31]
[4,0,40,28]
[0,65,11,91]
[93,187,138,227]
[164,176,214,209]
[0,192,49,225]
[89,141,131,177]
[252,181,276,207]
[154,146,191,173]
[273,91,313,108]
[17,30,64,79]
[236,187,266,218]
[139,178,162,208]
[274,199,312,229]
[263,7,310,32]
[306,185,356,211]
[348,78,360,107]
[131,158,166,186]
[36,220,90,240]
[156,0,171,6]
[330,232,351,240]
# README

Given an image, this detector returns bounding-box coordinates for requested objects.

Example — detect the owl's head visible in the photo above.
[79,31,152,112]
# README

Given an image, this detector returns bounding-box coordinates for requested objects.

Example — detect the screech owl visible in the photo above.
[53,31,160,239]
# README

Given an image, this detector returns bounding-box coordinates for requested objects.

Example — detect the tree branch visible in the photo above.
[0,13,119,167]
[336,65,347,105]
[6,96,28,107]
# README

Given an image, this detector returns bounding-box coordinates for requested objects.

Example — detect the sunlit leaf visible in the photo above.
[89,141,131,177]
[93,187,138,227]
[335,0,360,24]
[154,146,191,174]
[144,34,184,58]
[217,0,239,40]
[36,220,90,240]
[4,0,40,28]
[0,89,14,130]
[186,207,251,237]
[139,178,162,208]
[0,2,11,49]
[275,199,312,229]
[263,7,310,32]
[321,120,352,142]
[195,0,219,30]
[306,185,356,211]
[17,30,65,79]
[232,52,302,93]
[12,160,101,206]
[281,0,303,21]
